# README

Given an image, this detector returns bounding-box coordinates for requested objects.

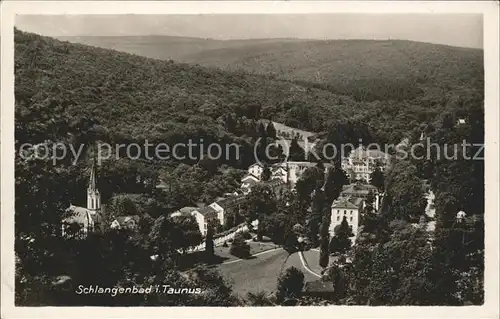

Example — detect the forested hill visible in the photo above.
[58,35,484,102]
[16,30,483,147]
[17,30,360,141]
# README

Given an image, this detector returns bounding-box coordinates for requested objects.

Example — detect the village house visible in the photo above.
[247,163,264,180]
[240,174,260,194]
[341,146,390,183]
[273,161,333,185]
[339,182,382,211]
[210,194,246,224]
[329,198,363,239]
[171,206,198,218]
[191,206,219,236]
[110,215,140,230]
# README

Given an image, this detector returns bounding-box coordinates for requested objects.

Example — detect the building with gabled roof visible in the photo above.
[329,198,363,239]
[340,182,378,199]
[171,206,198,218]
[110,215,140,230]
[62,159,101,238]
[191,205,219,236]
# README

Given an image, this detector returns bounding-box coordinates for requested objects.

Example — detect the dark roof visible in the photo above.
[64,205,95,226]
[241,178,260,187]
[248,163,264,169]
[215,195,245,208]
[196,206,218,217]
[341,183,377,196]
[303,280,335,293]
[241,174,260,182]
[331,199,361,210]
[114,215,140,225]
[265,179,286,186]
[173,206,197,216]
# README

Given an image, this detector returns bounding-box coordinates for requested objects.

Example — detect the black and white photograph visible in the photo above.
[1,1,499,317]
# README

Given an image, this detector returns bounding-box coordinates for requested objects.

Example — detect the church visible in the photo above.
[61,161,102,238]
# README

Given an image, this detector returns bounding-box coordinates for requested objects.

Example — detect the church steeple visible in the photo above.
[87,157,100,213]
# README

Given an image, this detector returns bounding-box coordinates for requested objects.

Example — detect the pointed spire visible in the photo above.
[88,152,97,192]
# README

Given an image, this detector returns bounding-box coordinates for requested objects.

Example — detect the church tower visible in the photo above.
[87,159,100,214]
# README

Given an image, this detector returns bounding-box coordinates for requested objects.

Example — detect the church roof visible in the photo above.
[88,160,98,192]
[64,205,95,226]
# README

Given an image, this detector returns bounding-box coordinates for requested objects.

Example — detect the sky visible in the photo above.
[15,14,483,48]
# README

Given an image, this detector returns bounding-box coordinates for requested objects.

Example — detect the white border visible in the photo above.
[1,1,499,319]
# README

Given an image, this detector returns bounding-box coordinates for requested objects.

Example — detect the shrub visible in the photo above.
[230,236,251,259]
[240,231,252,240]
[276,267,305,304]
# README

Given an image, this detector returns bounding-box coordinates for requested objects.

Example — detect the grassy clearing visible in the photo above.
[217,248,289,296]
[217,248,323,297]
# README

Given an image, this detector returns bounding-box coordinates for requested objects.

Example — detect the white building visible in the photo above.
[272,161,333,186]
[191,206,219,236]
[329,198,363,239]
[247,163,264,180]
[341,146,390,183]
[191,195,246,236]
[339,182,381,212]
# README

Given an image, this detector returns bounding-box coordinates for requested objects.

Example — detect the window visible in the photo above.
[337,216,340,221]
[350,210,352,215]
[350,217,353,221]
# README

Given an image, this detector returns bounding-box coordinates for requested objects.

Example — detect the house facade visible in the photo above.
[341,146,390,183]
[247,163,264,180]
[329,198,363,238]
[110,215,139,230]
[191,206,219,236]
[272,161,333,185]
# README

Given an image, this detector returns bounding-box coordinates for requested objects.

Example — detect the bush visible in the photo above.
[240,231,252,240]
[230,236,251,259]
[276,267,305,304]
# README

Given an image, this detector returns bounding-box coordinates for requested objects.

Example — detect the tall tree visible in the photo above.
[241,184,277,240]
[288,138,305,161]
[265,121,277,139]
[323,166,349,203]
[330,216,352,254]
[319,212,331,268]
[369,166,385,191]
[308,186,325,246]
[205,222,214,258]
[261,165,272,182]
